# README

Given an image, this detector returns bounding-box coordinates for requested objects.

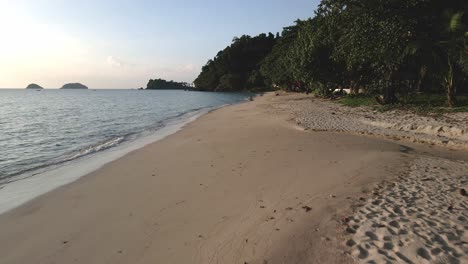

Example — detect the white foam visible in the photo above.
[0,108,211,215]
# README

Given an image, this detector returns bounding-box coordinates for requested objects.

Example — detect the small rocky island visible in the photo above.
[146,78,191,90]
[61,83,88,89]
[26,83,44,89]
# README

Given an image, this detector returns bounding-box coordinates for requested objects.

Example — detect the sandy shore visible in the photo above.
[268,92,468,263]
[270,92,468,150]
[348,155,468,263]
[0,92,466,263]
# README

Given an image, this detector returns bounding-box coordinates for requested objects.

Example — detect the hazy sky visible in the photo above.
[0,0,319,88]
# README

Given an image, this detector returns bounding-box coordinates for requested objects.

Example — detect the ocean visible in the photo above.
[0,89,250,213]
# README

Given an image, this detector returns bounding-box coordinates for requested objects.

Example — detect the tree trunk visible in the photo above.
[416,65,427,93]
[447,85,456,107]
[446,61,457,107]
[381,67,398,104]
[383,82,398,104]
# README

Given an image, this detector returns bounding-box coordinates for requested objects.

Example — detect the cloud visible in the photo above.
[179,63,197,73]
[106,56,136,68]
[101,56,199,84]
[159,63,199,74]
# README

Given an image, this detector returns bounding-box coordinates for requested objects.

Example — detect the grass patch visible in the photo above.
[337,94,468,114]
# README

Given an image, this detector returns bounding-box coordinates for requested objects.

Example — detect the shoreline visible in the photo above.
[0,105,224,215]
[0,92,466,263]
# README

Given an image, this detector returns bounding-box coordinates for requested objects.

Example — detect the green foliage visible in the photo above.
[192,0,468,108]
[260,24,300,88]
[288,18,341,89]
[217,74,243,91]
[246,70,266,89]
[194,33,277,91]
[146,79,191,90]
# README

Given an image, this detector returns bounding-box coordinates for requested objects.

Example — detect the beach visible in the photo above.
[0,92,466,264]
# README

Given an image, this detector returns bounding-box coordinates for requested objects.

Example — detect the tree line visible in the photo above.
[146,79,192,90]
[194,33,278,92]
[194,0,468,107]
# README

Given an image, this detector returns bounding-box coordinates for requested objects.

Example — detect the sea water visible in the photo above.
[0,89,250,213]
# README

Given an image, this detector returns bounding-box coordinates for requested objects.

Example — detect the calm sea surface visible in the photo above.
[0,89,250,185]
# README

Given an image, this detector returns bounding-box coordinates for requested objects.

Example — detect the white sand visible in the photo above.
[269,92,468,150]
[268,92,468,263]
[347,156,467,263]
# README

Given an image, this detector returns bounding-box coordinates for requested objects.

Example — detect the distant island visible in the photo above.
[26,83,43,89]
[146,78,191,90]
[61,83,88,89]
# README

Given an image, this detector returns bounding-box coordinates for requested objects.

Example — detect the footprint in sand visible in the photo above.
[345,156,468,264]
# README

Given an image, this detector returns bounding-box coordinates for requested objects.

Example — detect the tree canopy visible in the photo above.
[193,33,277,91]
[193,0,468,106]
[146,79,191,90]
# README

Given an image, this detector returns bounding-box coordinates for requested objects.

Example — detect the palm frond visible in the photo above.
[403,40,421,56]
[450,12,464,32]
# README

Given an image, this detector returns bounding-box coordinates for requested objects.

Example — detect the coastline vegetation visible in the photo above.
[61,83,88,89]
[146,79,192,90]
[194,0,468,109]
[193,33,278,92]
[26,83,43,89]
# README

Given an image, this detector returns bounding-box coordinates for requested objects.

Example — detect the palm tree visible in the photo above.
[442,11,468,107]
[405,10,467,107]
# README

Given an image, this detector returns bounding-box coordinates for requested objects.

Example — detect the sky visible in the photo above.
[0,0,320,89]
